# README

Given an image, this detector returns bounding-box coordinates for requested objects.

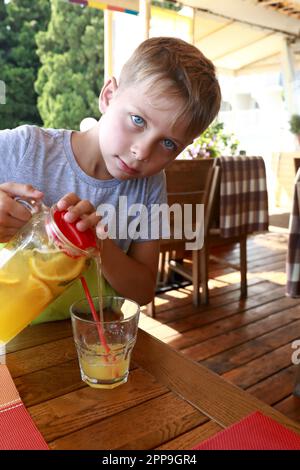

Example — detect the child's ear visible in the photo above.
[99,77,118,113]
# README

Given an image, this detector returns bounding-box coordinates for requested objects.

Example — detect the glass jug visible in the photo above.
[0,200,97,345]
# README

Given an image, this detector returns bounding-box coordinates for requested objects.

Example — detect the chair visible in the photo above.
[147,156,269,318]
[205,156,269,303]
[205,162,247,299]
[147,158,218,317]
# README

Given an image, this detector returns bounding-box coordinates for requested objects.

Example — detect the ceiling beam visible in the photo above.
[209,32,273,61]
[182,0,300,37]
[236,51,281,72]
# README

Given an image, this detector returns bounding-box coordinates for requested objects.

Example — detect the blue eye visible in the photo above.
[131,115,145,127]
[163,139,176,151]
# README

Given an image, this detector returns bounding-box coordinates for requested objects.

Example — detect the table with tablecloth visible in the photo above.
[285,168,300,397]
[218,156,269,238]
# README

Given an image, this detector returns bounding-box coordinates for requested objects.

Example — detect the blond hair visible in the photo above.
[119,37,221,139]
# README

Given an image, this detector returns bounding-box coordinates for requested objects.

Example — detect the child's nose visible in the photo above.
[130,142,151,162]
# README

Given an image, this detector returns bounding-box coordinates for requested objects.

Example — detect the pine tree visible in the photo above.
[0,0,51,129]
[35,0,104,129]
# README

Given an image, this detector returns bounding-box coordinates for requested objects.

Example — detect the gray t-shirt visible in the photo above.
[0,125,167,253]
[0,124,168,323]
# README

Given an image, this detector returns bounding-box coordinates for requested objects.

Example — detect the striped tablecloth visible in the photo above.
[286,168,300,297]
[219,156,269,238]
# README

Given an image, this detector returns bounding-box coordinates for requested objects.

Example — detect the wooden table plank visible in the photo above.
[6,337,77,377]
[14,359,86,406]
[133,329,300,434]
[4,322,300,450]
[156,420,222,450]
[49,392,207,450]
[28,368,169,442]
[7,320,72,353]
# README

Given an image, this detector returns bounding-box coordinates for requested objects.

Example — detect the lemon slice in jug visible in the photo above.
[29,250,85,283]
[25,275,53,307]
[0,272,20,285]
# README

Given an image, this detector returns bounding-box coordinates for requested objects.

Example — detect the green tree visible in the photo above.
[0,0,51,129]
[152,1,181,11]
[35,0,104,129]
[0,0,10,112]
[0,0,9,64]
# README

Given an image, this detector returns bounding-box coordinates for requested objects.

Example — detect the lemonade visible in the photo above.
[70,297,140,389]
[0,248,87,344]
[78,343,131,389]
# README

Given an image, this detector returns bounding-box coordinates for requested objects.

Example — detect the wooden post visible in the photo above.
[192,7,196,46]
[139,0,150,41]
[104,10,113,81]
[281,37,298,116]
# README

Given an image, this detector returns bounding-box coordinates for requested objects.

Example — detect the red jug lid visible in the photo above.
[53,209,97,250]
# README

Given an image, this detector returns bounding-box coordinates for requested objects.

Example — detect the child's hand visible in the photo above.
[0,182,44,242]
[56,193,101,232]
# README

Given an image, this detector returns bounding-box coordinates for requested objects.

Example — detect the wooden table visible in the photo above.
[5,319,300,450]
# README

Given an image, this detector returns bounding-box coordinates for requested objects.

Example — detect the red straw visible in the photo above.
[80,276,110,354]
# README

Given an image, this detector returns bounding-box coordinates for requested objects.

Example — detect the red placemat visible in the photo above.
[193,411,300,450]
[0,364,49,450]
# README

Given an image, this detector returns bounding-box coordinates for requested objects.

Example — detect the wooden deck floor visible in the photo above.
[140,231,300,425]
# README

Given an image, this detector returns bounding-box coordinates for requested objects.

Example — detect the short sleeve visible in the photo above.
[132,171,170,242]
[0,125,32,183]
[146,171,167,206]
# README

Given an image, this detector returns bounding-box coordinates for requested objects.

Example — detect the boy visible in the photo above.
[0,36,221,318]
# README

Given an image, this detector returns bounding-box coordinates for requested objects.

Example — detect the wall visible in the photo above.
[271,151,300,209]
